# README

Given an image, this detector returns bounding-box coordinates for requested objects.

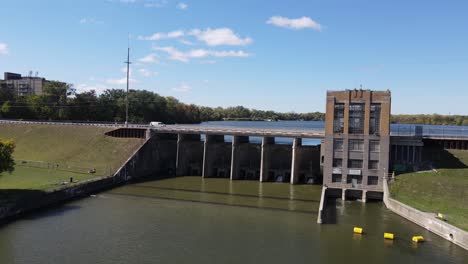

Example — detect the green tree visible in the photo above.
[0,139,15,175]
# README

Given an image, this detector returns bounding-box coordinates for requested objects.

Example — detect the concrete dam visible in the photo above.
[106,126,323,185]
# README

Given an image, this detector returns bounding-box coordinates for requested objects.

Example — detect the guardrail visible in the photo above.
[2,119,467,139]
[390,124,468,139]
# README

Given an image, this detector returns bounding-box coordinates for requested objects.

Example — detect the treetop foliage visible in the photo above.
[0,83,466,126]
[0,139,15,175]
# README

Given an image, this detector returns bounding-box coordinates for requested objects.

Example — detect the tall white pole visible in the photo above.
[124,46,131,127]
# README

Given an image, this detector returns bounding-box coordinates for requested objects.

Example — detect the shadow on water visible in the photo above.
[110,192,316,214]
[0,189,82,226]
[322,198,338,224]
[130,184,320,202]
[22,205,81,220]
[110,175,321,214]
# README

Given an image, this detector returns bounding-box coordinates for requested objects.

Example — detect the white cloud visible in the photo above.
[138,53,158,63]
[172,82,192,92]
[0,43,8,55]
[179,39,195,45]
[138,68,159,77]
[266,16,322,31]
[154,46,251,62]
[79,17,104,25]
[154,46,188,62]
[177,2,188,10]
[138,30,184,41]
[106,77,139,85]
[112,0,167,8]
[76,83,109,94]
[189,28,252,46]
[200,60,216,64]
[120,67,133,76]
[144,0,168,8]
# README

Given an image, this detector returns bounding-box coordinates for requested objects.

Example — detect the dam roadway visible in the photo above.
[1,119,468,142]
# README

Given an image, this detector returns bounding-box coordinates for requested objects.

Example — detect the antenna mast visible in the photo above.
[124,43,131,126]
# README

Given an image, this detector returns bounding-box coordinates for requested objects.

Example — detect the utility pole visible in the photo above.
[124,46,131,127]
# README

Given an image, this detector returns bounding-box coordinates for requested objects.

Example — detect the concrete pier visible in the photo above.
[176,134,203,176]
[362,190,367,203]
[260,137,274,182]
[202,135,226,178]
[230,136,249,180]
[290,138,302,184]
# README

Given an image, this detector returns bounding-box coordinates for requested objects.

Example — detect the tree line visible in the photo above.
[391,114,468,126]
[0,81,466,126]
[0,81,324,124]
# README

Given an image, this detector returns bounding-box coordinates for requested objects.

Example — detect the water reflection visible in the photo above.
[0,177,466,264]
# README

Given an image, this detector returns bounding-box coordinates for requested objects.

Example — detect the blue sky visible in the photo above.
[0,0,467,114]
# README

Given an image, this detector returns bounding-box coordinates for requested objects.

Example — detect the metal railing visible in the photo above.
[390,124,468,139]
[2,119,467,139]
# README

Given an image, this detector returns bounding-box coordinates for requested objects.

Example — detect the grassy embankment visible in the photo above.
[0,124,144,196]
[390,147,468,231]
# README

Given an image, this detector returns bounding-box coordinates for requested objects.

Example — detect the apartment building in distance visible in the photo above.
[0,72,54,97]
[321,89,391,200]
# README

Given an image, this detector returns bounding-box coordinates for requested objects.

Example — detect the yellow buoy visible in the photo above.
[412,236,424,243]
[353,227,363,234]
[437,213,445,220]
[384,233,394,240]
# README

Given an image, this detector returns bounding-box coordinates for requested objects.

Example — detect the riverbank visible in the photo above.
[384,179,468,251]
[390,148,468,231]
[0,123,144,175]
[0,123,149,221]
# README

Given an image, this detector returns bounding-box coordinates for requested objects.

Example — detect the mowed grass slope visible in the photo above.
[0,124,145,191]
[390,148,468,231]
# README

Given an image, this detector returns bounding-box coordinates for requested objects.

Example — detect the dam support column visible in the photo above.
[362,190,367,203]
[202,135,225,178]
[230,136,249,180]
[260,137,274,182]
[176,134,202,176]
[290,138,302,184]
[176,134,183,176]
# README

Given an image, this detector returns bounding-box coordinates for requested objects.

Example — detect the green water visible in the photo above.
[0,176,466,264]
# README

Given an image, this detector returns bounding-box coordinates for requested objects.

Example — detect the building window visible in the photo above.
[334,139,343,151]
[348,159,363,169]
[368,176,379,185]
[369,140,380,152]
[332,174,342,182]
[333,158,342,167]
[349,103,364,134]
[333,104,345,133]
[349,139,364,151]
[370,104,381,135]
[347,175,362,184]
[369,160,379,169]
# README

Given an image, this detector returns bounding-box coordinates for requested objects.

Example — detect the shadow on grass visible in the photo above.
[423,142,468,169]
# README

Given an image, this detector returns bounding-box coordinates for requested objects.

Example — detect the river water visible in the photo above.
[0,177,466,264]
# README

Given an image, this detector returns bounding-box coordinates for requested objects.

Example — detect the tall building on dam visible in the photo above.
[321,90,391,199]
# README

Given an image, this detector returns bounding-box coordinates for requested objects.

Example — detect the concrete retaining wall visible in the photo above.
[383,179,468,251]
[317,186,327,223]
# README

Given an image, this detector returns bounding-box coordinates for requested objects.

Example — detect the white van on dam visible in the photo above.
[149,121,166,127]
